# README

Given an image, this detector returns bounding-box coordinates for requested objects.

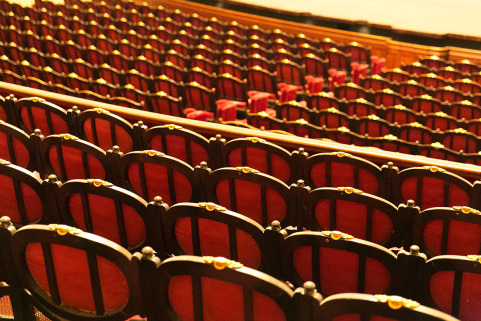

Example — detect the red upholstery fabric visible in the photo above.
[347,104,376,117]
[83,118,133,153]
[278,85,298,103]
[310,163,379,195]
[314,199,393,243]
[128,162,192,203]
[400,177,469,210]
[215,179,287,225]
[68,193,146,248]
[174,217,261,268]
[0,132,30,168]
[374,94,402,107]
[0,174,42,224]
[185,110,211,121]
[0,106,7,122]
[306,77,324,94]
[149,135,209,167]
[292,247,390,295]
[279,106,310,121]
[399,128,432,144]
[20,107,69,136]
[217,78,244,100]
[48,145,106,181]
[319,114,350,128]
[451,106,481,121]
[412,100,442,114]
[168,276,286,321]
[277,64,302,85]
[359,121,390,137]
[423,220,481,256]
[227,147,291,183]
[430,271,481,321]
[443,135,477,153]
[351,63,368,85]
[216,102,237,121]
[425,118,457,131]
[186,88,211,111]
[26,243,129,312]
[248,93,270,113]
[328,69,346,92]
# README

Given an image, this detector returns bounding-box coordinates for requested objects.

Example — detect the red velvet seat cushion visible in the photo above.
[168,276,286,321]
[83,118,133,153]
[149,134,209,167]
[175,217,261,268]
[314,199,393,244]
[430,271,481,321]
[0,174,42,224]
[69,193,146,248]
[20,107,69,136]
[0,132,30,168]
[400,177,469,210]
[215,179,287,225]
[48,145,106,181]
[310,162,379,195]
[292,247,390,295]
[128,162,192,203]
[423,220,481,256]
[227,147,291,183]
[26,243,129,312]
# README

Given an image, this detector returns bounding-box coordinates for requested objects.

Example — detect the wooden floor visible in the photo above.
[230,0,481,37]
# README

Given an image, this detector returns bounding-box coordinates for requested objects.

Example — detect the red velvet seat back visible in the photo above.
[318,113,350,128]
[149,134,209,167]
[442,135,477,153]
[168,276,286,321]
[0,132,29,168]
[293,247,391,295]
[128,162,192,203]
[399,127,432,144]
[175,217,261,268]
[430,271,481,321]
[358,120,390,137]
[227,147,291,183]
[83,118,133,153]
[185,87,212,111]
[400,177,470,210]
[20,107,69,136]
[0,173,42,224]
[450,106,481,121]
[215,179,287,225]
[423,220,481,256]
[314,199,393,243]
[26,243,129,312]
[309,162,379,195]
[68,193,146,248]
[48,145,106,181]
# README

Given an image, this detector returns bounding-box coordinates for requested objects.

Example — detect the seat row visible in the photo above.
[274,99,481,138]
[412,56,481,76]
[334,81,481,106]
[23,0,371,62]
[0,95,480,207]
[0,221,461,320]
[0,10,368,65]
